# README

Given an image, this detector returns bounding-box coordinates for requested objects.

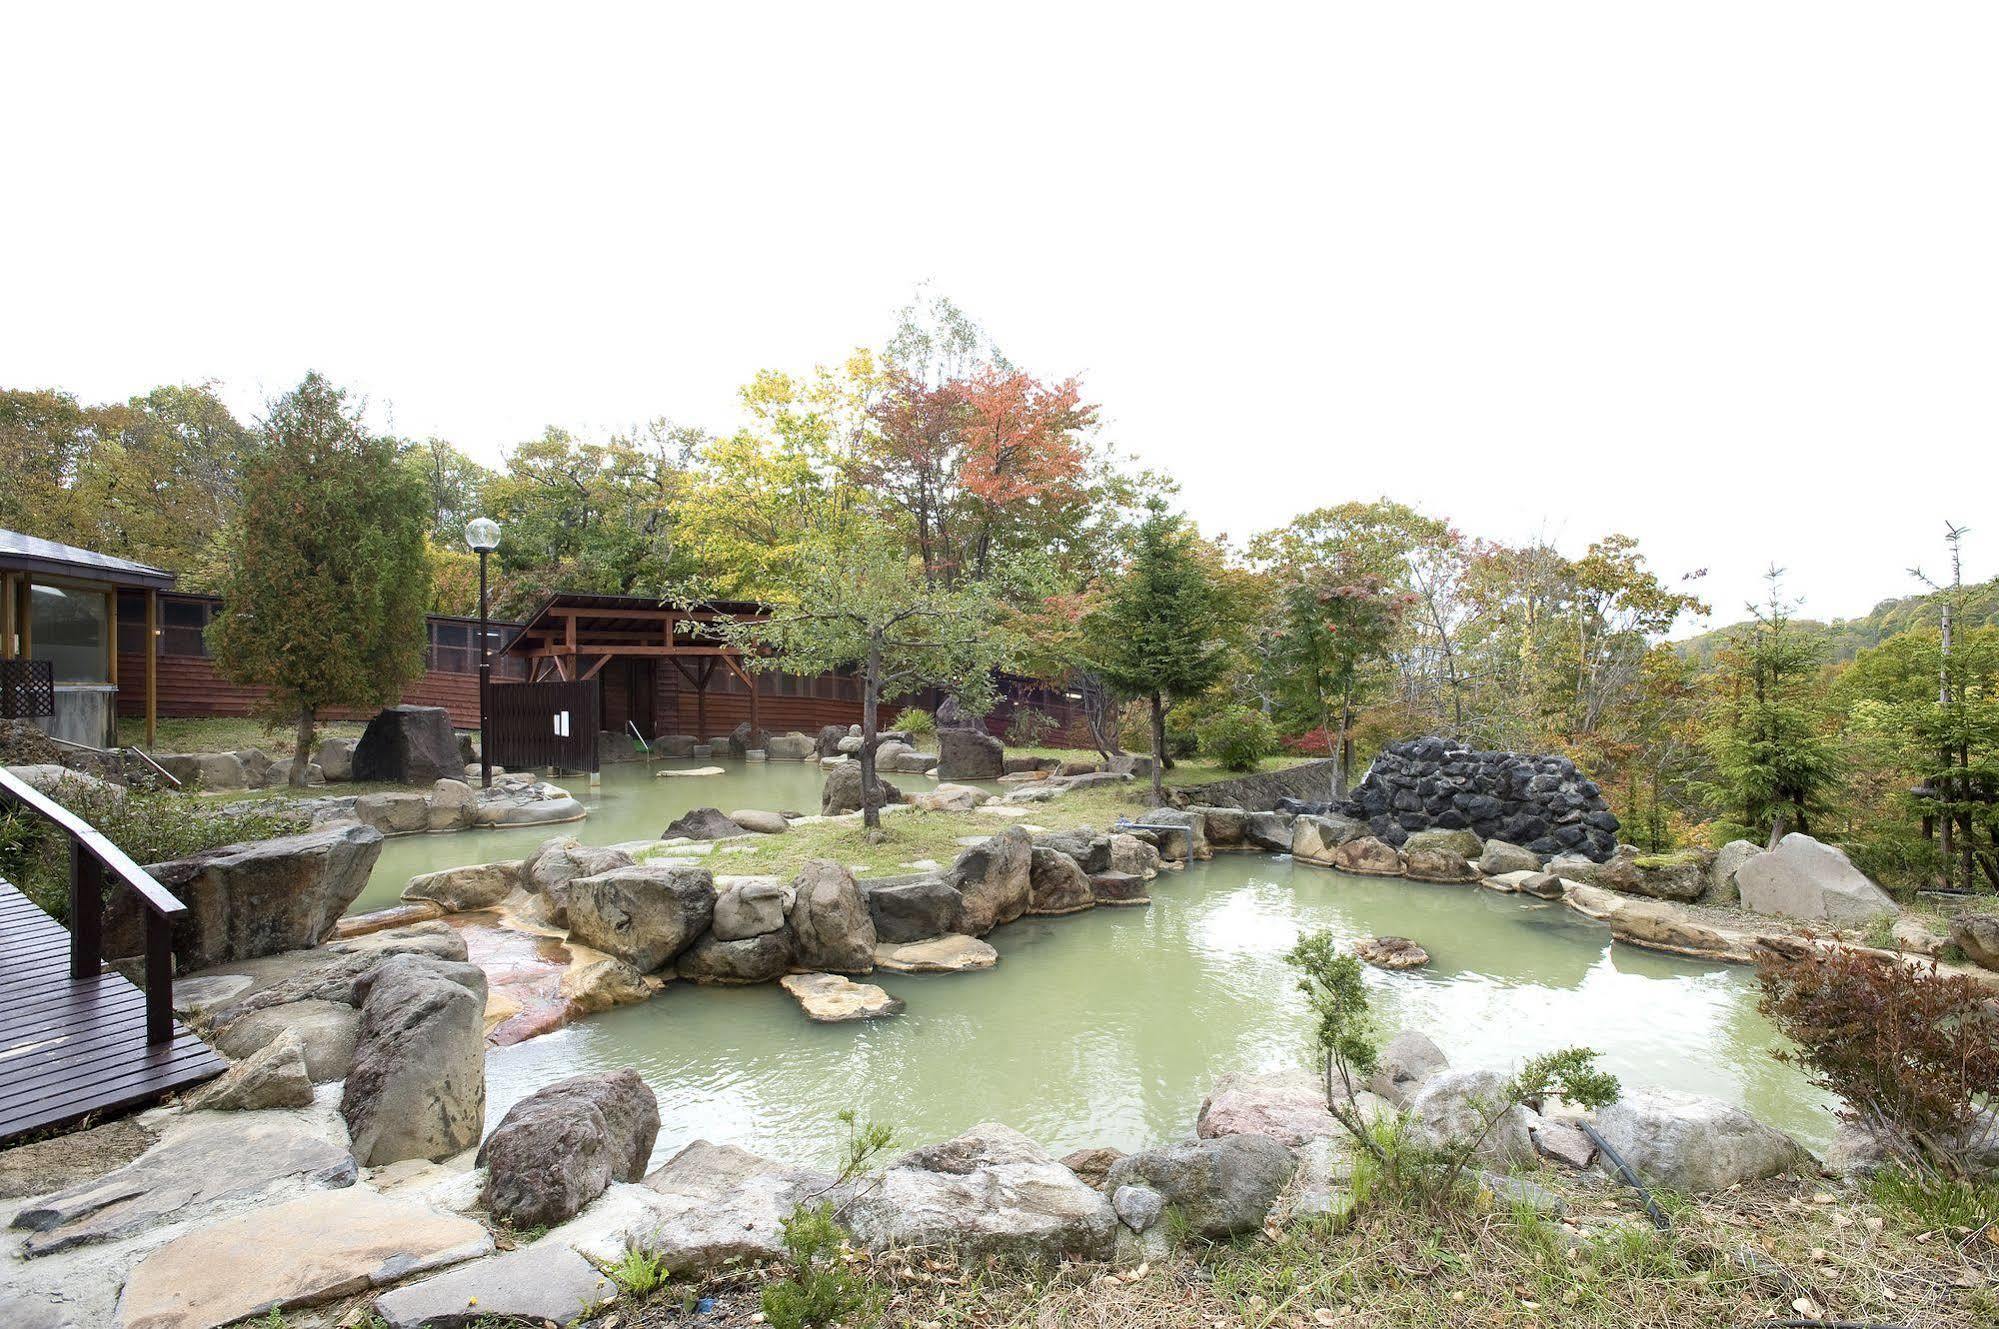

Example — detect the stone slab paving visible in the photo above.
[116,1188,493,1329]
[374,1241,610,1328]
[13,1113,356,1256]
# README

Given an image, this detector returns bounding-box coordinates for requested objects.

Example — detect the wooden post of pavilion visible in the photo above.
[143,588,158,750]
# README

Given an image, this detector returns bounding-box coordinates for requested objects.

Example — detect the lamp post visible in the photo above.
[464,518,502,789]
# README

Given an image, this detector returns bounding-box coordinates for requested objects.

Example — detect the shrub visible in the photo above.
[760,1110,895,1329]
[1196,707,1277,772]
[1286,930,1617,1210]
[1004,706,1060,749]
[893,707,937,739]
[0,775,309,920]
[1757,944,1999,1175]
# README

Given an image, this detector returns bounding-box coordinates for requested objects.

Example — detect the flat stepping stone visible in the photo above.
[116,1188,492,1329]
[780,972,905,1022]
[373,1241,609,1328]
[873,935,998,974]
[657,766,726,778]
[1354,935,1430,970]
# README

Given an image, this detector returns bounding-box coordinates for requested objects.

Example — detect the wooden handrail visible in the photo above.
[0,766,186,1044]
[0,768,186,918]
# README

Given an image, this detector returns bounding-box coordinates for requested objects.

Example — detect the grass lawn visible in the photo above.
[1007,745,1321,790]
[667,784,1150,880]
[119,715,367,755]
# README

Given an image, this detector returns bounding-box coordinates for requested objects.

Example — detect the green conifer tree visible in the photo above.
[210,373,431,784]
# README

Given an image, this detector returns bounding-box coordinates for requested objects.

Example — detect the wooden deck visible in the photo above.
[0,879,225,1142]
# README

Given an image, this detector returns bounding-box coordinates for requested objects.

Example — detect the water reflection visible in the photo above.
[483,849,1839,1170]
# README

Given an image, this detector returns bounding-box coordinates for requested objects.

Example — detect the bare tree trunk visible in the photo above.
[1334,684,1355,801]
[1149,692,1166,806]
[290,703,315,789]
[860,634,883,832]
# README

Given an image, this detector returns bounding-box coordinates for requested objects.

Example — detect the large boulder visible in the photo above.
[1330,836,1404,876]
[843,1123,1116,1264]
[340,954,487,1166]
[813,724,850,759]
[676,929,795,984]
[820,760,904,816]
[1139,807,1210,860]
[663,807,748,840]
[402,860,519,913]
[351,705,463,785]
[1367,1030,1448,1108]
[1407,1069,1537,1170]
[1477,840,1541,877]
[427,778,478,832]
[1403,846,1477,883]
[353,790,432,834]
[1245,810,1295,852]
[1290,814,1366,865]
[183,1028,314,1112]
[910,782,988,812]
[1196,1069,1340,1147]
[521,838,635,923]
[565,864,716,972]
[788,861,877,972]
[1104,1134,1296,1239]
[864,876,962,942]
[1403,827,1484,860]
[1027,847,1095,916]
[1737,833,1898,925]
[211,999,360,1083]
[638,1140,836,1273]
[766,731,815,761]
[136,822,384,970]
[712,878,792,940]
[477,1070,660,1228]
[936,727,1005,781]
[315,737,356,782]
[946,827,1033,935]
[1591,1088,1810,1192]
[1107,833,1161,878]
[1704,839,1764,906]
[1952,912,1999,971]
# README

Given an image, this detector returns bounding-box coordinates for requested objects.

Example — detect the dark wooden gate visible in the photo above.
[488,680,601,773]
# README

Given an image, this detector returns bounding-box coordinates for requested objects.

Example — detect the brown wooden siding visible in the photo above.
[114,651,490,729]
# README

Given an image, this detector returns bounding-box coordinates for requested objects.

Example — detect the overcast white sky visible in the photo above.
[4,4,1993,632]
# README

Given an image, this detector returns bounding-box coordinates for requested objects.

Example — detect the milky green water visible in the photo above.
[448,831,1836,1170]
[354,759,838,915]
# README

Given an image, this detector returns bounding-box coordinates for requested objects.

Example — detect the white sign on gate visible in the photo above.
[553,710,571,738]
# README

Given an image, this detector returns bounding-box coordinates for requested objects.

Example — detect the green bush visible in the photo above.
[893,707,936,738]
[1005,706,1061,749]
[0,775,308,920]
[1196,707,1278,772]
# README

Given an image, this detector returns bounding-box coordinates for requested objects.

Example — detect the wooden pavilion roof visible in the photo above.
[500,592,770,685]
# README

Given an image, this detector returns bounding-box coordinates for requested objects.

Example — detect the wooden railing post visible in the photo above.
[145,912,174,1045]
[68,841,102,980]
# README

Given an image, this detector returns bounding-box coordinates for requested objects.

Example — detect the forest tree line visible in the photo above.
[2,293,1991,888]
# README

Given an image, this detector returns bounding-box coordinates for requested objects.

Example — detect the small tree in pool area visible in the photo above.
[718,525,1012,831]
[209,373,431,785]
[1286,930,1619,1209]
[1087,500,1233,803]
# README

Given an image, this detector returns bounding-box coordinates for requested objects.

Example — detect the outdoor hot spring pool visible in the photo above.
[353,762,1837,1170]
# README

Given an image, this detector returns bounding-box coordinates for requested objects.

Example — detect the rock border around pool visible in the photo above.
[0,1019,1851,1329]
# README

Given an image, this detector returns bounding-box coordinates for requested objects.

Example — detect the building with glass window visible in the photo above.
[0,529,175,748]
